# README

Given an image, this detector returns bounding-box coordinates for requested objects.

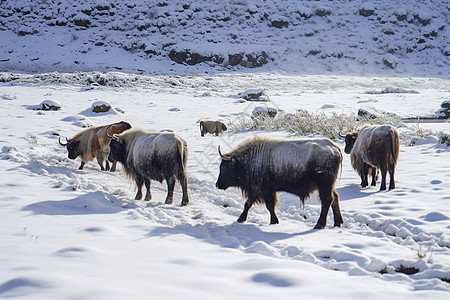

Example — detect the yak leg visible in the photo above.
[361,164,369,187]
[265,193,279,224]
[237,200,254,223]
[370,168,377,186]
[78,161,86,170]
[134,176,144,200]
[330,190,343,227]
[164,175,176,205]
[315,187,333,229]
[105,161,110,171]
[144,178,152,201]
[110,161,117,172]
[97,152,107,171]
[388,164,396,190]
[178,172,189,206]
[379,166,388,191]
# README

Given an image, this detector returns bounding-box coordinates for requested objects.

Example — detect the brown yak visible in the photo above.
[343,124,399,190]
[59,121,132,171]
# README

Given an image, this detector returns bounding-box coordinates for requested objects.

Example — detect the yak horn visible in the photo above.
[105,125,114,139]
[339,131,347,139]
[105,125,120,141]
[58,136,68,146]
[218,145,224,158]
[218,145,232,160]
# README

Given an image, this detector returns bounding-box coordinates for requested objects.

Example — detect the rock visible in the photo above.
[39,100,62,111]
[443,45,450,57]
[315,8,331,17]
[168,49,224,66]
[359,8,375,17]
[357,108,378,120]
[441,101,450,110]
[252,106,278,118]
[239,52,269,68]
[383,55,398,69]
[91,101,111,113]
[239,89,270,102]
[168,49,269,68]
[73,14,91,27]
[270,16,289,28]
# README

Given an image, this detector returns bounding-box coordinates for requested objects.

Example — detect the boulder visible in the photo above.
[252,106,278,118]
[32,100,62,111]
[239,89,270,102]
[91,101,111,113]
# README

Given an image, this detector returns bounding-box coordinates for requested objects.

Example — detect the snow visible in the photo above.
[1,72,450,299]
[1,0,450,299]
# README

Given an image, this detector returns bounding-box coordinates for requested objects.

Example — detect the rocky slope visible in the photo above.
[0,0,448,76]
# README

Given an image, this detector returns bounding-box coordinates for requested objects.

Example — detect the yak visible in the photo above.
[59,121,132,171]
[107,128,189,205]
[200,120,227,137]
[216,136,343,229]
[342,124,399,190]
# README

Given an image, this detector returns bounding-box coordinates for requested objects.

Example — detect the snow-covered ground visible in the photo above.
[0,72,449,299]
[1,0,449,298]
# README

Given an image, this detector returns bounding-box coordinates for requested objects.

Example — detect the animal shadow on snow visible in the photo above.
[336,184,376,201]
[146,222,317,250]
[22,191,122,215]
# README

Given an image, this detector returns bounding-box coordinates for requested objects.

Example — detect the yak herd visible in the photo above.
[59,119,399,229]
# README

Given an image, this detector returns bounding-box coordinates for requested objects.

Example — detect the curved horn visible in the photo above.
[58,136,68,146]
[105,125,114,139]
[218,145,232,160]
[339,131,347,139]
[218,145,225,158]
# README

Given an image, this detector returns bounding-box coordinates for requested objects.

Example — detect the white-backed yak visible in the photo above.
[107,128,189,206]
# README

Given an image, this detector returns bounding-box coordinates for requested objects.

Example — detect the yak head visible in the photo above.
[216,146,242,190]
[59,137,80,159]
[107,135,126,164]
[341,132,358,154]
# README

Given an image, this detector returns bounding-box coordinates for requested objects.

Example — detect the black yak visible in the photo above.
[216,136,343,229]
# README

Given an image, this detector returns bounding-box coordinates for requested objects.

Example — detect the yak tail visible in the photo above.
[199,121,204,132]
[176,139,187,178]
[389,128,399,164]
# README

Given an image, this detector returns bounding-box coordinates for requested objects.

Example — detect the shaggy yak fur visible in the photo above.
[108,128,189,205]
[216,136,343,229]
[59,121,132,171]
[200,120,227,137]
[343,124,399,190]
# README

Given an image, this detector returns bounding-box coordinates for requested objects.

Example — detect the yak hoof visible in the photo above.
[313,224,326,229]
[165,198,173,205]
[237,217,246,223]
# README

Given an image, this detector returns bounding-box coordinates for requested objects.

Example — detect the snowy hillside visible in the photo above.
[0,0,449,76]
[1,0,450,299]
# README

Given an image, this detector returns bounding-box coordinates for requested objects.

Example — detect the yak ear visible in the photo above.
[231,156,238,166]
